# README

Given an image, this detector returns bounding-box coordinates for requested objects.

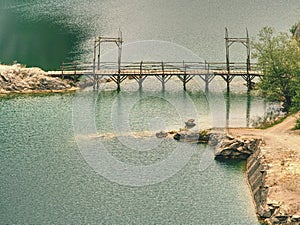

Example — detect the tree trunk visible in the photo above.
[283,95,292,112]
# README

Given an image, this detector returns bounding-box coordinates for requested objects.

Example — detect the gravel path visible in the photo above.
[229,112,300,216]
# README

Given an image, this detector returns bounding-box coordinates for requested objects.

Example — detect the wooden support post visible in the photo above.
[183,61,187,91]
[117,30,122,74]
[98,37,101,71]
[183,82,186,91]
[117,80,120,91]
[225,28,231,92]
[139,61,143,89]
[117,30,123,91]
[74,63,77,82]
[246,91,251,127]
[205,61,209,92]
[61,61,64,80]
[246,28,251,91]
[93,38,97,90]
[96,74,99,90]
[226,78,230,92]
[161,61,165,90]
[205,77,209,92]
[226,91,230,129]
[203,74,209,91]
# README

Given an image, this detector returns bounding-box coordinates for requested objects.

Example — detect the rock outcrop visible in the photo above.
[172,128,260,162]
[215,135,260,160]
[0,64,75,94]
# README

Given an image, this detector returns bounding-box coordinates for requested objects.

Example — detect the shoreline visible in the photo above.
[0,64,77,95]
[229,112,300,224]
[0,86,79,95]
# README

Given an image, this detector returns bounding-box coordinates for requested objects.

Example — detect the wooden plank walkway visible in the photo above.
[47,61,262,91]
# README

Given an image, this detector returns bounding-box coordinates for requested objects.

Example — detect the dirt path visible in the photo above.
[229,112,300,217]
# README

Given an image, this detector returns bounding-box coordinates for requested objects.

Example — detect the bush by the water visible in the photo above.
[251,105,285,128]
[295,118,300,130]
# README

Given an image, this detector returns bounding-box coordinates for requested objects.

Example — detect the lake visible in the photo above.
[1,0,299,224]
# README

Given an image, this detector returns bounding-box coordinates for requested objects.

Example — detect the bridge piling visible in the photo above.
[226,76,230,92]
[205,75,209,92]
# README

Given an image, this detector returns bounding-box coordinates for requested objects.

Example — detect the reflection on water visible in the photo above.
[226,91,256,128]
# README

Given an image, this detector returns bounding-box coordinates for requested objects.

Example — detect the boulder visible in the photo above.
[215,137,260,160]
[0,64,75,93]
[156,131,168,138]
[184,119,196,129]
[291,215,300,223]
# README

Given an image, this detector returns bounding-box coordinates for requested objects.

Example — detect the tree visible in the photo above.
[252,27,300,112]
[290,23,298,36]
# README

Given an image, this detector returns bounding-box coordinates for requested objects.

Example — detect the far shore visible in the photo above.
[0,86,79,95]
[0,64,77,94]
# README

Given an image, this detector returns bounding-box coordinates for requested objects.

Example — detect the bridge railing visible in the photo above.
[59,61,259,75]
[207,62,258,71]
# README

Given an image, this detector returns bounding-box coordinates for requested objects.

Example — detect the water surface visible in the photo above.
[1,0,299,69]
[0,90,267,224]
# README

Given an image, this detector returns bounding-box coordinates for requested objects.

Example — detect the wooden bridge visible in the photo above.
[47,61,262,91]
[47,28,263,91]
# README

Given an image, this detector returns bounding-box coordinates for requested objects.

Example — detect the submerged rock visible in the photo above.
[156,131,168,138]
[184,119,196,129]
[173,130,210,143]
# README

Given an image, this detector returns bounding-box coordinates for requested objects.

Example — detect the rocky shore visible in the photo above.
[166,115,300,224]
[246,141,300,225]
[229,112,300,225]
[0,64,77,94]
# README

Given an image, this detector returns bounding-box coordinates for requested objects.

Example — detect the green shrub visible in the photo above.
[295,118,300,130]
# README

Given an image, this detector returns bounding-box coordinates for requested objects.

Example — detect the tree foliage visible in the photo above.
[252,27,300,112]
[290,23,298,36]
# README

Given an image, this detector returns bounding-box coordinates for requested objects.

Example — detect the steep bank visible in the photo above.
[229,112,300,224]
[0,64,77,94]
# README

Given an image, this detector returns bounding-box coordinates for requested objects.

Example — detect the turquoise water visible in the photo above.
[0,91,261,224]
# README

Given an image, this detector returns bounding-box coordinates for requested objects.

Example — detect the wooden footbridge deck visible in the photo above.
[47,61,262,91]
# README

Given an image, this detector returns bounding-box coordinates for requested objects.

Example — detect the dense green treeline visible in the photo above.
[251,23,300,113]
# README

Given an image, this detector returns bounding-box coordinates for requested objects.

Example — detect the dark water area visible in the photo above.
[0,2,88,70]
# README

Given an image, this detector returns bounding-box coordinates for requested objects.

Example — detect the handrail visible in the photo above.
[58,61,260,73]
